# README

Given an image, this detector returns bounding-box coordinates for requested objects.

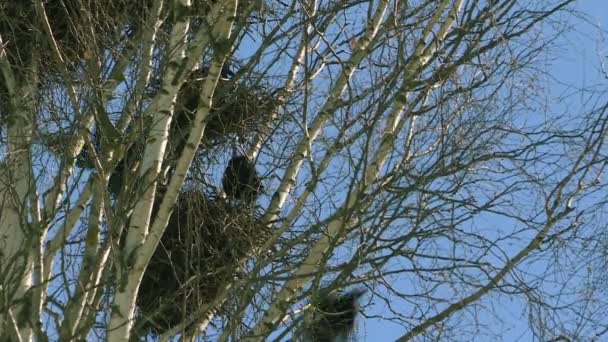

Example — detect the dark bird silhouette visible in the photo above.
[220,64,235,80]
[75,129,100,169]
[302,289,367,342]
[222,155,263,203]
[73,128,133,195]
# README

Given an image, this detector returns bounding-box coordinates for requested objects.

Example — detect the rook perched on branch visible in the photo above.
[222,155,263,203]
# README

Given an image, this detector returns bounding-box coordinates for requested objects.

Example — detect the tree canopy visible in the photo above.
[1,0,607,341]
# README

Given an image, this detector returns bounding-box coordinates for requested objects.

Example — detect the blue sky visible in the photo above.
[38,2,608,341]
[359,1,608,341]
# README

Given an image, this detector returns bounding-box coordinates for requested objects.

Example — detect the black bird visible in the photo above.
[222,155,263,203]
[220,64,235,80]
[75,129,100,169]
[303,289,367,342]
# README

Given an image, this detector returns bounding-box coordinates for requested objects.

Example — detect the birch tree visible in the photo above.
[1,0,607,341]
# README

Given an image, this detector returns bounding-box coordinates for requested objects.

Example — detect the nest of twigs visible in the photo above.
[135,189,272,335]
[72,66,279,181]
[0,1,150,70]
[172,68,281,148]
[302,289,367,342]
[207,79,280,142]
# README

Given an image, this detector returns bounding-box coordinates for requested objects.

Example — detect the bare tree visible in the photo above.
[1,0,606,341]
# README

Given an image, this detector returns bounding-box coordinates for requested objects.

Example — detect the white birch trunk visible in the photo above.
[0,73,37,341]
[246,0,464,339]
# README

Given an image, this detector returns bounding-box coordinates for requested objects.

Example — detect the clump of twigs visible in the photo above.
[301,289,367,342]
[0,0,150,70]
[72,65,279,186]
[207,79,280,143]
[171,67,281,150]
[135,189,271,335]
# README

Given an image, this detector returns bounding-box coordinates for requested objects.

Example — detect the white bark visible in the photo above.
[246,0,464,338]
[106,0,194,337]
[261,0,391,226]
[0,31,39,339]
[107,0,238,338]
[0,0,589,340]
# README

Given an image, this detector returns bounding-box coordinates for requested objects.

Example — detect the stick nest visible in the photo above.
[135,190,271,335]
[0,1,149,70]
[172,69,281,148]
[302,289,367,342]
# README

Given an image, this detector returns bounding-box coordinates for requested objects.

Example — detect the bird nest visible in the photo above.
[0,2,267,78]
[207,80,280,142]
[301,289,367,342]
[135,190,272,335]
[0,1,149,71]
[171,69,281,149]
[73,70,278,194]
